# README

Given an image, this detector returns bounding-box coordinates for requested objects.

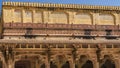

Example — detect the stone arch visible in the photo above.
[100,55,116,68]
[50,54,69,68]
[74,12,93,24]
[49,11,68,24]
[99,13,115,25]
[14,54,45,68]
[61,61,70,68]
[75,55,94,68]
[82,60,93,68]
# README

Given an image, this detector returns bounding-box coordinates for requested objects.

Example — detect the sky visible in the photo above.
[0,0,120,10]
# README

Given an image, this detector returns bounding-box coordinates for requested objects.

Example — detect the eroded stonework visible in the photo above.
[0,2,120,68]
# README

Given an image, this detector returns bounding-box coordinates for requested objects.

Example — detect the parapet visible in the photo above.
[2,2,120,10]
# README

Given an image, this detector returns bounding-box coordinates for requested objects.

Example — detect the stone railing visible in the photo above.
[2,2,120,10]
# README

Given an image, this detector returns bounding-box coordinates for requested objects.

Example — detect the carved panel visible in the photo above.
[50,12,68,24]
[3,9,13,23]
[14,9,22,23]
[24,10,32,23]
[99,14,114,25]
[74,13,92,24]
[34,11,42,23]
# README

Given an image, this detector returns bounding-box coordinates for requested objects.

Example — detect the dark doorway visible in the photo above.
[82,60,93,68]
[40,63,45,68]
[50,61,57,68]
[101,59,116,68]
[15,60,30,68]
[62,61,70,68]
[0,61,2,68]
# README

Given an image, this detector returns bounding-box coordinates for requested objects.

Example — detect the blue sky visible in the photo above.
[0,0,120,10]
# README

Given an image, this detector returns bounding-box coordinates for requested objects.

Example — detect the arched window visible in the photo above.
[50,12,68,24]
[62,61,70,68]
[14,9,22,23]
[99,14,114,25]
[101,55,116,68]
[75,13,92,24]
[82,60,93,68]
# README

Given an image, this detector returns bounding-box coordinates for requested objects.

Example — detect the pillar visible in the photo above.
[92,13,99,25]
[8,59,14,68]
[94,61,99,68]
[22,9,25,23]
[32,10,35,23]
[113,13,119,25]
[35,60,40,68]
[68,11,75,24]
[70,60,75,68]
[45,57,50,68]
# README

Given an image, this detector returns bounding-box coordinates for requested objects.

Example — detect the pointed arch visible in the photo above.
[100,55,116,68]
[61,61,70,68]
[82,60,93,68]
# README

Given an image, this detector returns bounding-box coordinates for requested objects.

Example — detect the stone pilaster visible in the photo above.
[113,13,120,25]
[68,11,75,24]
[32,10,35,23]
[93,13,99,25]
[22,9,25,23]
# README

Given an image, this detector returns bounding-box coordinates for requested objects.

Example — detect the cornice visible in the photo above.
[2,2,120,11]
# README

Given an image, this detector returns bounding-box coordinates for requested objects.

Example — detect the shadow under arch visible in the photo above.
[50,61,57,68]
[101,55,116,68]
[15,60,31,68]
[40,63,45,68]
[61,61,70,68]
[0,61,2,68]
[82,60,93,68]
[75,55,93,68]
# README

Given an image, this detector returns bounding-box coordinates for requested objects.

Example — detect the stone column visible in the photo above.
[70,60,75,68]
[32,10,35,23]
[35,60,40,68]
[113,13,119,25]
[68,11,75,24]
[8,59,14,68]
[92,13,99,25]
[45,57,50,68]
[94,61,99,68]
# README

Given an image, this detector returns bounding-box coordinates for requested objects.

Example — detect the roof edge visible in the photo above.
[2,2,120,10]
